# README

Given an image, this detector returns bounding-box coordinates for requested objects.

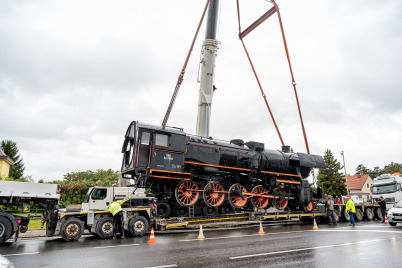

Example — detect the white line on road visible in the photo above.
[316,229,402,233]
[3,252,40,257]
[179,230,305,242]
[94,244,140,249]
[145,265,178,268]
[229,237,401,260]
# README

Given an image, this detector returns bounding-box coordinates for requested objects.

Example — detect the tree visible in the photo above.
[382,162,402,175]
[317,149,347,197]
[355,164,369,175]
[1,140,25,180]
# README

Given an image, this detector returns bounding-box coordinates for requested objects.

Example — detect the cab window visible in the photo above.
[91,188,107,200]
[141,132,151,145]
[155,133,168,147]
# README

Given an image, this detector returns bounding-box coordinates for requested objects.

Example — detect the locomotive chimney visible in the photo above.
[281,145,291,153]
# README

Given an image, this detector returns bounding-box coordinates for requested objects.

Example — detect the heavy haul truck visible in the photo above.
[0,181,153,243]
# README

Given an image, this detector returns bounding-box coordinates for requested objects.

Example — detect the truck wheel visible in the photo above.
[156,202,171,218]
[374,207,383,221]
[96,217,114,239]
[341,210,350,222]
[219,206,235,215]
[364,208,374,221]
[60,218,84,241]
[355,209,363,221]
[128,216,149,236]
[0,217,13,244]
[389,222,397,226]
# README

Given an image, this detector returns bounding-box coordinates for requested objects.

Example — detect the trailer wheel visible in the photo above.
[364,208,374,221]
[156,202,172,218]
[333,211,340,223]
[96,217,114,239]
[202,206,218,216]
[128,216,149,236]
[60,218,84,241]
[374,207,383,221]
[175,205,189,217]
[0,216,13,244]
[389,222,397,226]
[355,209,363,221]
[341,209,350,222]
[219,206,235,215]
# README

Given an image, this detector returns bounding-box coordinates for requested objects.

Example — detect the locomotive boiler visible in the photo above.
[121,121,325,217]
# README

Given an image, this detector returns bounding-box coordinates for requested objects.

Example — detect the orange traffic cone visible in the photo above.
[384,215,389,224]
[197,225,205,240]
[258,221,265,234]
[148,228,156,243]
[313,218,319,230]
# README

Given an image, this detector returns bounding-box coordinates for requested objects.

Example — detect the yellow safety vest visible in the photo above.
[109,197,131,216]
[345,199,356,213]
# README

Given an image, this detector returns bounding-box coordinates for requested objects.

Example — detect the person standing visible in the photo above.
[378,196,387,223]
[109,195,131,239]
[345,196,356,226]
[326,195,336,225]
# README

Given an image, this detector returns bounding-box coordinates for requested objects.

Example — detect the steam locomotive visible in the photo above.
[121,121,325,217]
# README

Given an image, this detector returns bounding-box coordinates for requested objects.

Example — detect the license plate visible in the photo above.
[394,216,402,220]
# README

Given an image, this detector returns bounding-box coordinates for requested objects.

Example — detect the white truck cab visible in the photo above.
[371,173,402,209]
[81,186,154,212]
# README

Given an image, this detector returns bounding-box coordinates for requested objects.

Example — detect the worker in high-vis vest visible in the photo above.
[345,196,356,227]
[109,195,131,239]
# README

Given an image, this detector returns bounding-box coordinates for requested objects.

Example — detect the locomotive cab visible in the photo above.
[121,121,186,178]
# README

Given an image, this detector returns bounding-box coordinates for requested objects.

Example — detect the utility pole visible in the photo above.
[341,151,349,195]
[196,0,219,138]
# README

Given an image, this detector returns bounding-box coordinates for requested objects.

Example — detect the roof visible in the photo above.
[0,148,15,165]
[344,174,370,190]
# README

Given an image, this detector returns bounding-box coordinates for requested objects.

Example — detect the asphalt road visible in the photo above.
[1,221,402,268]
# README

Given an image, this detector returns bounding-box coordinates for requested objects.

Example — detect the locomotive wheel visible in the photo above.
[251,186,270,209]
[175,180,199,207]
[228,184,248,208]
[303,202,314,212]
[203,181,225,207]
[274,189,289,210]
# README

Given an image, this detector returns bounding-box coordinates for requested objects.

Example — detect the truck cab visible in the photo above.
[371,173,402,209]
[81,186,156,212]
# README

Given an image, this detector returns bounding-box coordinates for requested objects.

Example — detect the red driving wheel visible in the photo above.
[175,180,199,206]
[203,182,225,207]
[228,184,248,208]
[275,188,288,210]
[251,186,270,209]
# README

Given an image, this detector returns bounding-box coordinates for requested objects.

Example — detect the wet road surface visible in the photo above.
[1,221,401,267]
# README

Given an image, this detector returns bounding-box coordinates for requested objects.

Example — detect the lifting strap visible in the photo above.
[236,0,310,154]
[162,0,211,127]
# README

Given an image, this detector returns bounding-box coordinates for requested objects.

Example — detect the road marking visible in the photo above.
[179,230,305,242]
[94,243,139,249]
[3,252,40,257]
[145,265,178,268]
[229,237,401,260]
[317,229,402,233]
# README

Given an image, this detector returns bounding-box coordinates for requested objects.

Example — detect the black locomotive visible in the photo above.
[121,121,325,217]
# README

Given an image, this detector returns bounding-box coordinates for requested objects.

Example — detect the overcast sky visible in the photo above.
[1,0,401,181]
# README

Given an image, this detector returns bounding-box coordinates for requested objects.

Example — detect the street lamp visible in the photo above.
[341,151,349,195]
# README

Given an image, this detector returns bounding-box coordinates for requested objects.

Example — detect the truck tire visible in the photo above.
[364,208,374,221]
[128,216,149,237]
[175,205,189,217]
[60,218,84,241]
[0,216,13,244]
[219,206,235,215]
[374,207,383,221]
[355,209,363,221]
[96,217,114,239]
[341,209,350,222]
[333,211,340,223]
[389,222,397,226]
[156,202,171,218]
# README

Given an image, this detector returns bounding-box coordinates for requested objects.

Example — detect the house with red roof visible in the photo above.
[343,174,373,201]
